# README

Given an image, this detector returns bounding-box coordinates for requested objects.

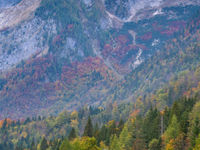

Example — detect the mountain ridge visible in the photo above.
[0,0,200,119]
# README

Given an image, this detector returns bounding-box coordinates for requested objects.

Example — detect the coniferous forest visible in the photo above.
[1,96,200,150]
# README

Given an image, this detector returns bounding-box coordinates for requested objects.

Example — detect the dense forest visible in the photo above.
[1,79,200,150]
[1,1,200,150]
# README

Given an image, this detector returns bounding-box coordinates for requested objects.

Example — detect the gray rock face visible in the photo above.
[0,0,21,8]
[0,0,200,74]
[0,17,57,71]
[104,0,200,22]
[0,0,57,72]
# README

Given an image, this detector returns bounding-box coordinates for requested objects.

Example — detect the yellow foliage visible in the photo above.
[71,110,78,119]
[71,137,100,150]
[166,139,175,150]
[99,141,108,150]
[98,106,104,111]
[160,110,165,116]
[21,131,28,138]
[106,120,115,127]
[70,119,79,128]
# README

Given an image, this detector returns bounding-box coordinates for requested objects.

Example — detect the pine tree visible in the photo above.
[142,108,160,144]
[190,117,200,147]
[2,119,7,129]
[193,134,200,150]
[117,118,124,136]
[83,116,93,137]
[30,139,36,150]
[68,128,76,140]
[59,139,72,150]
[164,115,180,144]
[94,123,99,137]
[110,135,120,150]
[148,139,160,150]
[40,137,48,150]
[118,123,132,150]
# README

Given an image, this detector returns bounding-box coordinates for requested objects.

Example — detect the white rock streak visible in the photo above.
[0,0,41,31]
[132,49,143,69]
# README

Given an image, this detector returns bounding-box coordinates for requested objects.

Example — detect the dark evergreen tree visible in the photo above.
[142,107,160,145]
[30,140,36,150]
[68,128,76,140]
[94,123,100,138]
[117,119,124,136]
[2,119,7,129]
[83,116,93,137]
[38,116,41,121]
[40,137,48,150]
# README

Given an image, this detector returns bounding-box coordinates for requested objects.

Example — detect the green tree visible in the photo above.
[142,108,160,144]
[40,137,48,150]
[68,128,76,140]
[59,139,72,150]
[72,137,100,150]
[188,101,200,147]
[148,139,160,150]
[109,135,120,150]
[30,140,36,150]
[118,123,132,150]
[164,115,180,144]
[193,134,200,150]
[83,117,93,137]
[2,119,7,129]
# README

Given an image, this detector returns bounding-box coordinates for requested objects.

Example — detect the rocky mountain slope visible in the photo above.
[0,0,200,119]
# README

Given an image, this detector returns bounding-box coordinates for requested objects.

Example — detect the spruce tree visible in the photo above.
[110,135,120,150]
[164,115,180,144]
[40,137,48,150]
[59,139,71,150]
[2,119,7,129]
[30,140,36,150]
[83,116,93,137]
[68,128,76,140]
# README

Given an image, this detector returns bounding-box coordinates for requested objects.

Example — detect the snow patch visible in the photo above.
[152,39,160,46]
[82,0,92,6]
[153,9,163,16]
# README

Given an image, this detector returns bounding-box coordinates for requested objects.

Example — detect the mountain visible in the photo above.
[0,0,21,8]
[0,0,200,119]
[1,1,200,150]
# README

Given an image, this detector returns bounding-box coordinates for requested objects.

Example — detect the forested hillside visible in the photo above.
[1,0,200,149]
[0,0,200,119]
[2,61,200,150]
[1,95,200,150]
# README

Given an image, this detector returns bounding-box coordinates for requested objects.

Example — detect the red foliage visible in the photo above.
[139,32,152,40]
[152,22,163,31]
[53,35,62,44]
[67,24,74,31]
[115,35,129,45]
[0,118,13,128]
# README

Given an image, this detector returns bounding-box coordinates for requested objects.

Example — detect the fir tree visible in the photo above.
[164,115,180,144]
[110,135,120,150]
[83,116,93,137]
[2,119,7,129]
[68,128,76,140]
[40,137,48,150]
[59,139,71,150]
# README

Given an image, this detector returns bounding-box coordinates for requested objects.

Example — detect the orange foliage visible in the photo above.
[0,118,13,128]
